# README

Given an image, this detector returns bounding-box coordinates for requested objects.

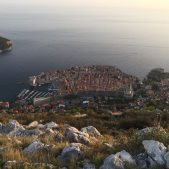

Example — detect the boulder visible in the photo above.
[137,127,166,138]
[0,122,5,133]
[65,127,90,144]
[37,124,45,130]
[164,152,169,168]
[134,153,156,169]
[41,128,57,137]
[8,129,42,137]
[100,154,124,169]
[83,161,95,169]
[137,127,156,136]
[61,143,83,161]
[0,120,43,137]
[28,121,39,128]
[2,120,25,134]
[44,122,58,130]
[81,126,101,137]
[40,128,64,143]
[100,150,135,169]
[142,140,167,165]
[115,150,135,165]
[23,140,50,154]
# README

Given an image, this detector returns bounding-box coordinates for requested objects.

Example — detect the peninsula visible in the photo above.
[0,36,12,53]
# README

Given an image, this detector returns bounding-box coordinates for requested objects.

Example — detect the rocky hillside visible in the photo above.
[0,119,169,169]
[0,37,12,53]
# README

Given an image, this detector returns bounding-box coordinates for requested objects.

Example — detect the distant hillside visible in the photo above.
[0,36,12,53]
[146,68,169,82]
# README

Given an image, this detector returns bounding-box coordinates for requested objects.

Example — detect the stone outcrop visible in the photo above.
[0,120,25,134]
[100,150,135,169]
[137,127,166,138]
[61,143,84,162]
[23,140,50,154]
[0,120,59,137]
[44,122,58,130]
[142,140,167,165]
[5,120,25,133]
[65,127,90,144]
[80,126,102,137]
[82,161,96,169]
[134,153,156,169]
[3,120,169,169]
[28,121,39,128]
[8,128,42,137]
[164,152,169,168]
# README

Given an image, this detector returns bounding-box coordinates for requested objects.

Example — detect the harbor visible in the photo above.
[17,89,51,103]
[15,65,135,106]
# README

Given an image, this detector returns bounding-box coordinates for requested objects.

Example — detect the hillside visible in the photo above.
[0,111,168,169]
[146,68,169,82]
[0,37,12,53]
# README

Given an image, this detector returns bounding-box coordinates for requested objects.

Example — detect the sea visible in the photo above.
[0,3,169,101]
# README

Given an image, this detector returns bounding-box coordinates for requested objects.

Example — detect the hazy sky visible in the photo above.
[1,0,169,11]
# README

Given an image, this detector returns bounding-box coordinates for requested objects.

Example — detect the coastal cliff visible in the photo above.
[0,36,12,53]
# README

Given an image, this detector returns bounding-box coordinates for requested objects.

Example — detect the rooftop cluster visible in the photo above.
[32,65,135,96]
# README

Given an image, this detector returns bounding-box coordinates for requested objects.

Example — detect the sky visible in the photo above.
[1,0,169,11]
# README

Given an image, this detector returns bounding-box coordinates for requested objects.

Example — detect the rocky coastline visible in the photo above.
[0,36,12,53]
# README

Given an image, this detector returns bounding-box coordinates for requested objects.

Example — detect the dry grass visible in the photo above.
[0,129,168,168]
[3,147,27,162]
[0,110,169,168]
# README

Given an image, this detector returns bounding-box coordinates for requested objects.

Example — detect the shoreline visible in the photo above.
[0,37,12,53]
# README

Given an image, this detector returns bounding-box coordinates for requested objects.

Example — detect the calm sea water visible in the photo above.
[0,6,169,101]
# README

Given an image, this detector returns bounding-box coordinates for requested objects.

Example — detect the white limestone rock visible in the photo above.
[44,122,58,130]
[142,140,167,165]
[100,154,124,169]
[83,161,96,169]
[8,129,42,137]
[23,140,50,154]
[137,127,166,138]
[134,153,156,169]
[40,128,64,143]
[164,152,169,168]
[37,124,45,130]
[61,143,83,161]
[0,122,5,133]
[100,150,135,169]
[28,121,39,128]
[115,150,136,165]
[43,128,57,136]
[81,126,102,137]
[4,120,25,134]
[65,127,90,144]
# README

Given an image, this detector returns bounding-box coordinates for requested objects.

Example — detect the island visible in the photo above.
[0,36,12,53]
